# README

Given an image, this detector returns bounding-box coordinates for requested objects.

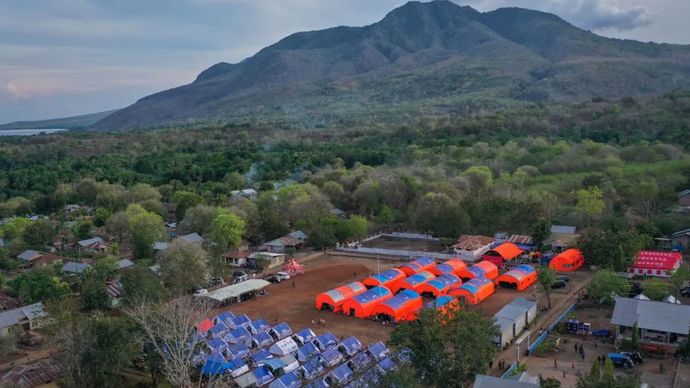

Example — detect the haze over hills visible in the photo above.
[0,110,118,130]
[92,0,690,131]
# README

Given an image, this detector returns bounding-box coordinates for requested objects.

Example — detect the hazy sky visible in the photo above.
[1,0,688,123]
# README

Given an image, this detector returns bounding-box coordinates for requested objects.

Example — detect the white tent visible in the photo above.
[634,293,651,301]
[269,337,299,356]
[663,295,682,304]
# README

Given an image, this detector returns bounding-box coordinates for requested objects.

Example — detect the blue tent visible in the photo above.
[271,323,292,340]
[367,341,390,360]
[253,366,275,386]
[269,371,301,388]
[258,358,287,372]
[349,351,372,372]
[201,354,230,376]
[320,347,343,367]
[230,313,251,329]
[228,343,250,360]
[433,295,455,308]
[251,349,273,364]
[208,337,229,352]
[253,331,274,348]
[226,358,250,378]
[397,348,413,363]
[251,319,271,334]
[377,357,396,373]
[209,321,229,338]
[297,342,320,362]
[315,332,337,351]
[330,363,354,385]
[214,311,235,326]
[225,326,252,345]
[339,336,363,356]
[294,328,317,344]
[305,379,328,388]
[300,356,325,380]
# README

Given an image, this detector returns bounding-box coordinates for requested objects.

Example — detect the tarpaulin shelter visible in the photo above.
[349,351,373,372]
[367,341,390,360]
[341,286,394,318]
[398,271,436,292]
[362,269,406,293]
[301,356,325,380]
[208,337,229,353]
[377,357,396,373]
[250,319,271,334]
[283,259,304,277]
[209,321,229,338]
[214,311,235,326]
[294,328,317,345]
[314,282,366,312]
[196,319,213,334]
[251,349,273,364]
[496,264,537,291]
[430,258,467,276]
[269,337,299,356]
[481,242,524,266]
[252,331,274,348]
[457,260,498,281]
[329,363,354,385]
[628,250,683,278]
[269,371,301,388]
[201,354,232,376]
[227,359,250,378]
[224,326,252,345]
[417,273,462,297]
[371,289,422,322]
[450,276,495,305]
[549,248,585,272]
[315,332,337,351]
[320,347,343,367]
[230,314,251,330]
[252,366,275,386]
[338,336,363,356]
[228,343,250,360]
[271,323,293,340]
[297,342,320,362]
[399,256,437,276]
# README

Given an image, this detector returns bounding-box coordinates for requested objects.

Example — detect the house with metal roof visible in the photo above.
[202,279,271,305]
[74,236,107,253]
[473,373,539,388]
[452,235,494,262]
[611,297,690,345]
[0,302,47,336]
[61,261,91,274]
[116,258,135,270]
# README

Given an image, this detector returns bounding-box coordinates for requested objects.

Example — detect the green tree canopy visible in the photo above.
[210,209,246,252]
[159,240,208,295]
[124,204,166,259]
[588,270,631,303]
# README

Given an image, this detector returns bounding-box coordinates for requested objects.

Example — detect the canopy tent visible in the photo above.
[227,359,250,378]
[362,269,406,293]
[330,362,355,385]
[269,371,301,388]
[315,332,337,351]
[301,356,326,380]
[634,293,651,301]
[269,337,299,356]
[294,328,317,345]
[430,258,467,276]
[209,321,229,338]
[224,326,252,345]
[208,337,229,353]
[397,271,436,292]
[314,282,366,312]
[481,242,524,266]
[399,256,437,276]
[450,276,495,305]
[228,343,250,360]
[230,314,252,330]
[349,351,373,372]
[549,248,585,272]
[297,341,320,362]
[664,295,682,304]
[417,273,462,297]
[271,323,293,340]
[320,347,343,367]
[214,311,235,326]
[341,286,394,318]
[496,264,537,291]
[196,319,213,334]
[283,259,304,277]
[201,354,235,376]
[371,289,422,322]
[252,331,274,348]
[252,366,275,386]
[338,336,363,356]
[457,260,498,281]
[251,349,273,364]
[367,341,390,360]
[250,319,271,334]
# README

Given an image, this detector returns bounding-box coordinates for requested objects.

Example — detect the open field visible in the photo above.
[360,236,447,252]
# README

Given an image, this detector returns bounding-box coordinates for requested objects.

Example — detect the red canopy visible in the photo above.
[632,251,682,270]
[196,319,213,334]
[283,259,304,275]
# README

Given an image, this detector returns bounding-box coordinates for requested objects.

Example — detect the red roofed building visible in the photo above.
[628,250,682,278]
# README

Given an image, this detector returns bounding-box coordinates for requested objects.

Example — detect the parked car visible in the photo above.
[607,353,634,369]
[680,287,690,297]
[557,275,570,283]
[551,280,567,289]
[621,352,644,364]
[267,275,282,284]
[233,271,249,284]
[591,329,611,338]
[276,272,291,281]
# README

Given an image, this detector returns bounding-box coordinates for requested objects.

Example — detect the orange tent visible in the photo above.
[315,282,367,312]
[399,257,437,276]
[482,242,524,266]
[417,274,462,298]
[371,289,422,322]
[362,268,407,293]
[398,271,435,292]
[457,260,499,281]
[496,264,537,291]
[549,249,584,272]
[341,286,393,318]
[430,258,467,276]
[449,277,495,305]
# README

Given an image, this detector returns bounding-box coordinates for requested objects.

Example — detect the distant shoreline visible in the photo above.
[0,128,67,137]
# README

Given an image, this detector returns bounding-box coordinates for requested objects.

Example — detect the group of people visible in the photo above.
[574,342,586,360]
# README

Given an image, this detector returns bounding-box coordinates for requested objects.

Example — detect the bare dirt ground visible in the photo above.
[213,254,399,345]
[360,236,446,252]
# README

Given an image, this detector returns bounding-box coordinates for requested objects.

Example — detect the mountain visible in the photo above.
[93,0,690,131]
[1,109,119,130]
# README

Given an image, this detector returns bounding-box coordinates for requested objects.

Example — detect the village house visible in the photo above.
[330,208,346,218]
[0,358,64,387]
[74,237,108,254]
[116,258,135,271]
[0,302,47,337]
[679,189,690,210]
[179,232,204,244]
[248,252,286,270]
[225,240,251,267]
[670,228,690,251]
[61,261,91,275]
[473,373,539,388]
[16,250,63,267]
[546,225,580,252]
[64,204,81,213]
[451,235,494,262]
[287,230,309,242]
[628,250,682,278]
[263,236,304,254]
[611,297,690,346]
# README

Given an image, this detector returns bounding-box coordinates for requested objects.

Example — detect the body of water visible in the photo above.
[0,128,67,137]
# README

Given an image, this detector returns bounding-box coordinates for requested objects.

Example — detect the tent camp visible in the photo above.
[321,347,343,367]
[371,289,422,322]
[549,249,585,272]
[399,256,437,276]
[450,277,495,305]
[297,342,320,362]
[341,286,394,318]
[430,258,467,276]
[338,336,363,357]
[294,328,317,345]
[367,342,390,360]
[329,363,355,385]
[457,260,499,281]
[482,242,524,266]
[314,282,366,312]
[224,326,252,346]
[362,269,406,293]
[214,311,235,326]
[250,319,271,334]
[251,349,273,364]
[301,356,326,380]
[228,343,250,360]
[271,323,293,340]
[230,314,252,330]
[397,271,436,292]
[349,350,373,372]
[252,331,274,348]
[196,319,213,334]
[269,371,301,388]
[315,332,337,351]
[209,321,229,338]
[417,273,462,298]
[496,264,537,291]
[208,338,229,353]
[282,259,304,277]
[269,337,299,356]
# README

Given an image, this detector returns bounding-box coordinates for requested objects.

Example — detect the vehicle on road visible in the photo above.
[621,352,644,364]
[607,353,634,369]
[551,279,567,289]
[233,271,249,284]
[267,275,282,284]
[276,272,291,281]
[591,329,611,338]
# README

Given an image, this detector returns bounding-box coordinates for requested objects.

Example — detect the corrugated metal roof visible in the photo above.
[473,374,538,388]
[204,280,271,302]
[611,297,690,334]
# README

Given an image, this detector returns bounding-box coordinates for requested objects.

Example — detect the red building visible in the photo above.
[628,251,682,278]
